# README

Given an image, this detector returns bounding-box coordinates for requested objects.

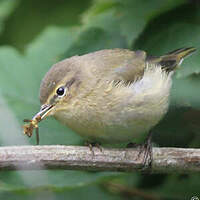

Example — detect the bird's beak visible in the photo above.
[32,104,54,121]
[23,104,54,144]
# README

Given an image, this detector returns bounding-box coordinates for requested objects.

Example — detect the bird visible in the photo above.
[23,47,196,148]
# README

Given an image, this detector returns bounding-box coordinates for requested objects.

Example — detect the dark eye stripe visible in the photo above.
[65,77,76,88]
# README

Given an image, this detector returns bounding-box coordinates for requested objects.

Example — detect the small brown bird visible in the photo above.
[23,47,196,146]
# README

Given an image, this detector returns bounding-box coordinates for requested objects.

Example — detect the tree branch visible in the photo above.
[0,145,199,173]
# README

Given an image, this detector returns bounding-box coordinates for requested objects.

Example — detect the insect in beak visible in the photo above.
[23,104,54,145]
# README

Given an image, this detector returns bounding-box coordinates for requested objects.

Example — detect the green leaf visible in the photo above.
[82,0,186,46]
[134,4,200,77]
[116,0,186,46]
[153,174,200,199]
[0,0,18,34]
[152,74,200,148]
[64,27,127,57]
[0,184,122,200]
[171,75,200,109]
[0,94,28,145]
[0,0,91,50]
[64,0,186,58]
[0,170,121,190]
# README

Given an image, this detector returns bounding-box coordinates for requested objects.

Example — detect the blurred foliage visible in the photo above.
[0,0,91,50]
[0,0,200,199]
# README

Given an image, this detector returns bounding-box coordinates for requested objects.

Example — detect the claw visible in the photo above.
[85,141,102,157]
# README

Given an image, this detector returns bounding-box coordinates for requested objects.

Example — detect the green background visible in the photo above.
[0,0,200,199]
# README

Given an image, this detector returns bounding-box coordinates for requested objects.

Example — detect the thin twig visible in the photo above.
[0,145,199,173]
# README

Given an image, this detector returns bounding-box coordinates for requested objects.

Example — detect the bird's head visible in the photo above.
[23,56,81,142]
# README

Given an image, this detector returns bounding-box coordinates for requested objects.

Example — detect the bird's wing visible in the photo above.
[82,49,147,83]
[81,47,196,84]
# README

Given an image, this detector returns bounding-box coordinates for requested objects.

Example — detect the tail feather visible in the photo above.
[147,47,196,72]
[166,47,196,60]
[160,47,196,72]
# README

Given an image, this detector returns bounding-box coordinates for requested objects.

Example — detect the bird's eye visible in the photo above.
[56,86,65,96]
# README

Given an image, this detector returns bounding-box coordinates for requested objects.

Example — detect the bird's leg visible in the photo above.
[85,141,102,156]
[139,131,153,171]
[94,142,103,152]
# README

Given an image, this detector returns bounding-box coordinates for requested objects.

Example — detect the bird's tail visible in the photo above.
[147,47,196,72]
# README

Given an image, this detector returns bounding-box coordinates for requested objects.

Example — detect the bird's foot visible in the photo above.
[127,132,153,171]
[85,141,102,156]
